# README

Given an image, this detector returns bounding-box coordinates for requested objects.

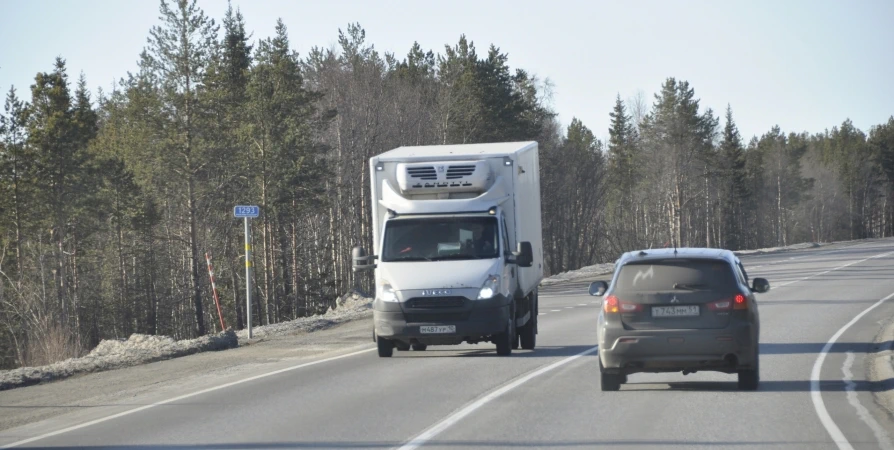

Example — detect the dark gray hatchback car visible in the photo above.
[590,248,770,391]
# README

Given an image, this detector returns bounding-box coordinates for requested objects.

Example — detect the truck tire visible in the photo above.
[495,317,514,356]
[377,336,394,358]
[519,314,536,350]
[412,343,427,351]
[395,341,410,351]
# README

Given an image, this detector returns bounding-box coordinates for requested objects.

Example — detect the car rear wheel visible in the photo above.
[738,358,759,391]
[599,358,622,391]
[376,336,394,358]
[412,343,427,351]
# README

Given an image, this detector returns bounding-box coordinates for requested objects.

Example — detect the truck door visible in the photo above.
[501,214,516,297]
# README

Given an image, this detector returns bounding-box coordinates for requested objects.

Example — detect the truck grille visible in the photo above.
[405,312,471,323]
[406,297,466,308]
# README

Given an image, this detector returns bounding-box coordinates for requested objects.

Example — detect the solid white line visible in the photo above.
[398,345,599,450]
[0,347,377,449]
[810,290,894,450]
[841,352,894,450]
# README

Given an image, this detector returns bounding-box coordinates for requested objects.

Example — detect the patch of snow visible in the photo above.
[0,292,373,391]
[540,263,616,286]
[539,241,827,286]
[236,291,372,341]
[0,330,237,391]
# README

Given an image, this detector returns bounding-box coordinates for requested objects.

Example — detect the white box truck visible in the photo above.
[352,141,544,357]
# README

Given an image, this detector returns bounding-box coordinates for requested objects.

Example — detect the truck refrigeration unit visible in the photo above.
[352,141,545,357]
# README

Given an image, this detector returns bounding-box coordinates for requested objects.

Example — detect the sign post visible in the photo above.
[234,205,260,339]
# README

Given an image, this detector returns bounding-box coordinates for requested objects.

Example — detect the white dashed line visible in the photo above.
[399,346,600,449]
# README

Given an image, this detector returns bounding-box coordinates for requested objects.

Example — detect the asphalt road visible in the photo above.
[3,239,894,449]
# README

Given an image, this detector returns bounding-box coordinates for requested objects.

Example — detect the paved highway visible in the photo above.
[3,239,894,449]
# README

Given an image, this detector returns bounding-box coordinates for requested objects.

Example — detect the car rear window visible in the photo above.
[614,259,738,292]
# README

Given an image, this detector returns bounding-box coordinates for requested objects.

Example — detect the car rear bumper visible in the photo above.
[373,295,510,345]
[599,322,758,374]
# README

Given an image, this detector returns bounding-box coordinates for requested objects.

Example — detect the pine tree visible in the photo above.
[141,0,218,336]
[0,87,30,275]
[247,19,327,324]
[718,105,748,249]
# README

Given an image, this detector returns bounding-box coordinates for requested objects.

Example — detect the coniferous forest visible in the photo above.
[1,0,893,369]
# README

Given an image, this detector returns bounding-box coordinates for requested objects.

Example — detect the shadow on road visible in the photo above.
[621,377,894,393]
[390,344,599,359]
[761,341,892,354]
[45,439,834,448]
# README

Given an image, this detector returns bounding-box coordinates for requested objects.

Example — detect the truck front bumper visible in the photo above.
[373,294,510,345]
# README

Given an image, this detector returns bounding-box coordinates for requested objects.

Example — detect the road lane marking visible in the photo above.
[538,313,547,316]
[842,352,894,450]
[775,250,894,289]
[551,309,561,312]
[811,289,894,450]
[578,303,587,306]
[748,242,883,272]
[565,306,574,309]
[399,345,600,450]
[0,347,377,449]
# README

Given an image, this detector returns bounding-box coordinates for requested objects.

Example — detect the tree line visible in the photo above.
[1,0,892,369]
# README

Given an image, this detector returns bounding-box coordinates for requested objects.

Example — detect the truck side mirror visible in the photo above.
[352,246,377,272]
[513,242,533,268]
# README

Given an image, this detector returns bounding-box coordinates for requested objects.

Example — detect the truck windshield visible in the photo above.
[382,217,500,262]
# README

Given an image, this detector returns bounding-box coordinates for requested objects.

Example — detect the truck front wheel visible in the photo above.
[495,316,515,356]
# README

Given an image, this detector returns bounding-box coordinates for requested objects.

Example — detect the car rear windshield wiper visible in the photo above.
[673,283,708,290]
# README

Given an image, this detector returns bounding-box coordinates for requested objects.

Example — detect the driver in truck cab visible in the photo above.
[464,223,495,256]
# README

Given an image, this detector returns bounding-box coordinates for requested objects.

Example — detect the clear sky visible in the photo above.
[2,0,892,142]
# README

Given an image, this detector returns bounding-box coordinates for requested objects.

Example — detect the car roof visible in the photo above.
[616,247,737,266]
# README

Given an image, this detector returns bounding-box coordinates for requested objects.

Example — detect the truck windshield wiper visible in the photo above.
[385,256,432,262]
[673,283,708,290]
[430,254,494,261]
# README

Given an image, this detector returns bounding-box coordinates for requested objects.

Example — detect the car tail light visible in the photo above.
[603,295,643,313]
[733,293,748,310]
[603,295,619,313]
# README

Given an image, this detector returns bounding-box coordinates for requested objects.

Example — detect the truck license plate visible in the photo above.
[420,325,456,334]
[652,305,700,318]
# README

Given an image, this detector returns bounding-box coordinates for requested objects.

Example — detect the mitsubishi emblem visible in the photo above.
[670,295,679,303]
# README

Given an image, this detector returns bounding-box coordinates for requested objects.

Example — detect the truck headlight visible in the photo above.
[378,282,398,302]
[477,275,501,300]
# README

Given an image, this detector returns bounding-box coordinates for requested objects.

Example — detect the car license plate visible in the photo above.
[420,325,456,334]
[652,305,700,318]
